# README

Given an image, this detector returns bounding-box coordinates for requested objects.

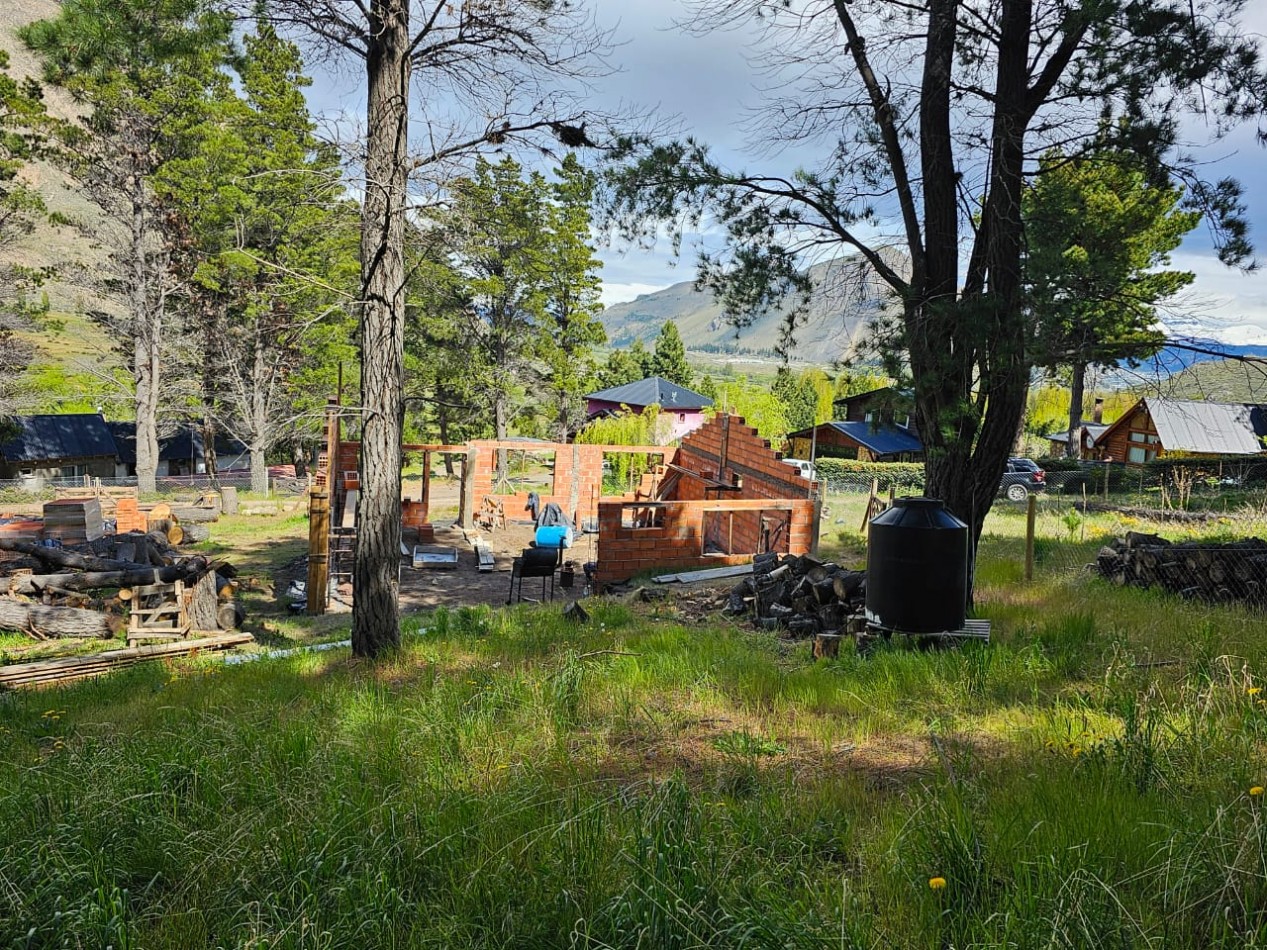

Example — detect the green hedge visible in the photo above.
[813,458,925,490]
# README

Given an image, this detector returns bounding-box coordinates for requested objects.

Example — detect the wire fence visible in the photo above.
[0,473,309,505]
[819,462,1267,612]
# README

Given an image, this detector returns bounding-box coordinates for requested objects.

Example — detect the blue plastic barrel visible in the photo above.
[534,525,572,549]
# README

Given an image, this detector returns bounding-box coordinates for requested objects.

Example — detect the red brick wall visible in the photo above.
[596,415,817,583]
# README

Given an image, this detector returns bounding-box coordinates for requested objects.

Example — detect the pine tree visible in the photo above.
[651,321,692,387]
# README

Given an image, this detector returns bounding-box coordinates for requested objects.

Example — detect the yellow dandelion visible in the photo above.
[1251,786,1264,797]
[1248,687,1262,696]
[929,877,947,891]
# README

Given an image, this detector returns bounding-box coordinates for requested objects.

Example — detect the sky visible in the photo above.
[302,0,1267,343]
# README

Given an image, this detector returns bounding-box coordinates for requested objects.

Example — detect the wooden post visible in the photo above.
[420,450,431,518]
[307,489,330,615]
[1024,492,1037,582]
[459,446,478,529]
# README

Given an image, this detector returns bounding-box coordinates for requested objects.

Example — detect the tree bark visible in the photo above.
[0,600,119,639]
[3,562,208,596]
[131,164,162,496]
[1066,359,1086,459]
[352,0,411,658]
[249,335,270,494]
[0,538,151,572]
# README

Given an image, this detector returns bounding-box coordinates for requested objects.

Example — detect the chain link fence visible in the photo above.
[817,460,1267,611]
[0,473,309,506]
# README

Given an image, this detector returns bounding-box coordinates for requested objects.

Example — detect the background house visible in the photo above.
[1093,397,1267,463]
[832,386,917,435]
[0,414,120,487]
[584,376,714,441]
[787,420,924,462]
[107,423,249,477]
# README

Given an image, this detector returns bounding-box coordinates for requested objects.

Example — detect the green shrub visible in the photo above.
[813,458,924,491]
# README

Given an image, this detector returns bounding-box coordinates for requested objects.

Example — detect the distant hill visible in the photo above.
[600,254,901,366]
[1,0,125,411]
[1154,355,1267,403]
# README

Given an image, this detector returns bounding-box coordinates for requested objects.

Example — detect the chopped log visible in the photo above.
[0,599,120,639]
[217,600,246,630]
[188,571,219,632]
[220,486,239,515]
[1125,531,1169,550]
[170,505,220,524]
[4,560,211,596]
[832,571,866,601]
[813,633,842,660]
[811,577,839,605]
[786,616,818,638]
[148,502,173,522]
[0,538,152,573]
[146,531,178,561]
[177,523,210,544]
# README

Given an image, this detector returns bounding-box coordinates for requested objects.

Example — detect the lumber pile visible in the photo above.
[1095,531,1267,604]
[723,551,868,640]
[0,533,247,640]
[42,499,105,544]
[0,632,253,689]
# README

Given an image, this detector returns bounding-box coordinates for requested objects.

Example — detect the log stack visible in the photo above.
[1095,531,1267,605]
[42,499,105,544]
[0,535,247,640]
[724,551,868,640]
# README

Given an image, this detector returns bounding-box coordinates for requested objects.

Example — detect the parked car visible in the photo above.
[781,458,816,481]
[999,458,1045,501]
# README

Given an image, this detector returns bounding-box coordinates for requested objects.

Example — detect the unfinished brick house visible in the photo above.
[310,406,818,603]
[595,414,818,584]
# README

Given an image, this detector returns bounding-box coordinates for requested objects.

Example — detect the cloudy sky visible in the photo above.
[304,0,1267,343]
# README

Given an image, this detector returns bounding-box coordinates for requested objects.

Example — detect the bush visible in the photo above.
[814,458,924,492]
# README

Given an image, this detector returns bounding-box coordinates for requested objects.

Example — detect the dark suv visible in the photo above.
[999,458,1045,501]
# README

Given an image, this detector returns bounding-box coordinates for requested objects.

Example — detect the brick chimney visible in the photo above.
[1092,398,1104,424]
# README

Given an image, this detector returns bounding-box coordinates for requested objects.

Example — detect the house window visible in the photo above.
[864,411,874,423]
[59,464,85,479]
[678,413,686,422]
[1127,431,1159,463]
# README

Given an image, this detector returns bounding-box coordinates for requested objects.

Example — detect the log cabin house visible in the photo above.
[1092,397,1267,464]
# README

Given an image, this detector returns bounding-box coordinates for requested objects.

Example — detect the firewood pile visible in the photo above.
[1095,531,1267,604]
[723,551,868,640]
[0,533,246,641]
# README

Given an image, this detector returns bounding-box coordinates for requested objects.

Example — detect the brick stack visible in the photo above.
[114,497,148,534]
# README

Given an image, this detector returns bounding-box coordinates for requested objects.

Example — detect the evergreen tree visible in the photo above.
[538,155,606,441]
[651,321,692,387]
[597,340,654,389]
[772,366,815,432]
[1025,152,1200,457]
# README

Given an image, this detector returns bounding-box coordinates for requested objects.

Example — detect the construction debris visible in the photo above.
[0,632,252,689]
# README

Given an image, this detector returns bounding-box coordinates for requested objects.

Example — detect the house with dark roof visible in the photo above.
[1092,397,1267,464]
[787,420,924,462]
[0,414,120,485]
[107,422,248,477]
[584,376,714,440]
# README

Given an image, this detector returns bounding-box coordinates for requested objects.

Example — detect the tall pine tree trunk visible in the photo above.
[249,336,270,494]
[1066,360,1086,459]
[130,173,160,495]
[352,0,410,658]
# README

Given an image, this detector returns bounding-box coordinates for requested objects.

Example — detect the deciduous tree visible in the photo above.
[605,0,1267,548]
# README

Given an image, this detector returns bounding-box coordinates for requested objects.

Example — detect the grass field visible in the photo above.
[1,504,1265,947]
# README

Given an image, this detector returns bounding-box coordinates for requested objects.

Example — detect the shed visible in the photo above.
[107,423,249,477]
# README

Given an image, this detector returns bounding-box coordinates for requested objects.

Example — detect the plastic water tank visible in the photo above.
[865,497,969,634]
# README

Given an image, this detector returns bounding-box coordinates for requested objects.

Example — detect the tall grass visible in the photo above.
[1,576,1265,946]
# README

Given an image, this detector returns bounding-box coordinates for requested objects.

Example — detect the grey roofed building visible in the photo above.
[585,376,714,411]
[1145,399,1267,454]
[786,420,924,461]
[0,414,120,481]
[1047,423,1111,448]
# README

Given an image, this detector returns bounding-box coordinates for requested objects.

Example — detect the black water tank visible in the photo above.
[865,497,969,634]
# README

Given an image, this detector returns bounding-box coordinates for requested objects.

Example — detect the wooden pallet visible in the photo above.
[0,632,253,689]
[127,579,190,644]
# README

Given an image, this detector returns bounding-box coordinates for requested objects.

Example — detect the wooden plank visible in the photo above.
[471,536,496,573]
[0,632,253,688]
[653,564,754,584]
[341,490,358,528]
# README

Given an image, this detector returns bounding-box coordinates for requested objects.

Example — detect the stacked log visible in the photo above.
[0,536,247,638]
[725,552,868,644]
[1095,531,1267,605]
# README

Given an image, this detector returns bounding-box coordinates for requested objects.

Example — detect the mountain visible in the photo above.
[600,255,898,366]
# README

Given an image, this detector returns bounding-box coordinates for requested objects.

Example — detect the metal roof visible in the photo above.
[1145,398,1267,455]
[107,422,247,465]
[0,414,119,463]
[585,376,714,410]
[789,420,924,457]
[1047,423,1111,444]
